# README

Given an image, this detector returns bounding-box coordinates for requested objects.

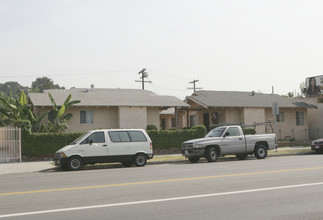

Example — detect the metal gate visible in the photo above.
[0,127,21,163]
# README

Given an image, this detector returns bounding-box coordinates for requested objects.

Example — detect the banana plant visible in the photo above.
[47,93,80,132]
[0,91,35,132]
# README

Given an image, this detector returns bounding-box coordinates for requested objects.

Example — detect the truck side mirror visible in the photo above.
[224,132,230,137]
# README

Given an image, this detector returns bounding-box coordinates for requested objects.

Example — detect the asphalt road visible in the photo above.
[1,154,323,219]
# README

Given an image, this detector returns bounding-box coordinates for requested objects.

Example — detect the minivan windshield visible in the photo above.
[206,127,226,137]
[70,132,91,145]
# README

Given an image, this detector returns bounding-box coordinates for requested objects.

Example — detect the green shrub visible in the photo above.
[242,128,256,135]
[146,125,158,130]
[22,132,83,157]
[147,125,206,149]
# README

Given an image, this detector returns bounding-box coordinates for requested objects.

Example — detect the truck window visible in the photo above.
[206,127,226,137]
[226,127,240,136]
[128,131,147,142]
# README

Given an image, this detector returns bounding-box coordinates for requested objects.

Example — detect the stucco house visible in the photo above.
[29,88,189,132]
[305,97,323,140]
[178,90,316,141]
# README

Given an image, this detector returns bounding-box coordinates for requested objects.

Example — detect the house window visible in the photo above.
[190,115,197,127]
[296,111,304,126]
[276,112,284,122]
[171,118,176,127]
[80,110,93,124]
[48,110,55,123]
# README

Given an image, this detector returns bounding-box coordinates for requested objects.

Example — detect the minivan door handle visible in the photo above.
[102,144,107,147]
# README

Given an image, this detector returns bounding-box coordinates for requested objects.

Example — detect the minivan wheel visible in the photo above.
[134,154,147,167]
[67,156,83,171]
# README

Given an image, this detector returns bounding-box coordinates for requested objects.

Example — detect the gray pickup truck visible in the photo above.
[182,125,277,163]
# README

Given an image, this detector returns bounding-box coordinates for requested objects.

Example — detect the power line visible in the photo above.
[0,69,138,78]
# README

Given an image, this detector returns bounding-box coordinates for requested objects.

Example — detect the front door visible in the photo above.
[220,127,245,154]
[203,113,210,131]
[81,131,108,163]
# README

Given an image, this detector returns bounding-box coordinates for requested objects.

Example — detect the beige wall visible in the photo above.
[65,107,119,132]
[147,108,160,130]
[306,97,323,139]
[119,106,147,129]
[34,105,162,132]
[265,108,309,141]
[225,108,243,124]
[243,108,266,134]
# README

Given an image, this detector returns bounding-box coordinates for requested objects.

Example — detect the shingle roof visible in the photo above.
[29,88,189,108]
[187,90,315,108]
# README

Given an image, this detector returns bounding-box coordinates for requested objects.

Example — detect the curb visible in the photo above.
[0,147,314,175]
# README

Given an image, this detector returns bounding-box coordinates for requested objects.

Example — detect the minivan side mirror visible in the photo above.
[89,140,93,145]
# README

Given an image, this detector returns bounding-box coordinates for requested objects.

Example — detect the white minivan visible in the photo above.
[54,129,153,171]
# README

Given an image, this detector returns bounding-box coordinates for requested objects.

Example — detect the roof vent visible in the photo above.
[250,91,255,96]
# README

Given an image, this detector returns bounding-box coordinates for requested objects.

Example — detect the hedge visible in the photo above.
[21,125,207,157]
[148,125,207,149]
[22,132,83,157]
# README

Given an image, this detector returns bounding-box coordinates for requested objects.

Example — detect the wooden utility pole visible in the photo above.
[135,68,152,90]
[187,79,202,92]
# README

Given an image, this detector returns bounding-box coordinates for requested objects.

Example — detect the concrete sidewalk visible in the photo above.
[0,146,312,175]
[0,161,54,175]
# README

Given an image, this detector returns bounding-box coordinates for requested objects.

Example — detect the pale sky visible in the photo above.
[1,0,323,99]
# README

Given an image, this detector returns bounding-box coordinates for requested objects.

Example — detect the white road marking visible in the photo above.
[1,182,323,218]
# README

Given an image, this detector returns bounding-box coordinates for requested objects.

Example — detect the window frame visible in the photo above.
[296,111,304,126]
[108,131,147,143]
[80,110,94,124]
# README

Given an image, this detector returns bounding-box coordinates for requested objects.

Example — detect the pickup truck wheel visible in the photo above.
[254,145,267,159]
[188,157,200,163]
[67,156,83,171]
[205,147,218,162]
[236,154,248,160]
[134,154,147,167]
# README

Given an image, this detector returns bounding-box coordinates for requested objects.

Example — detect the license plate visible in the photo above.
[315,145,320,149]
[185,151,188,154]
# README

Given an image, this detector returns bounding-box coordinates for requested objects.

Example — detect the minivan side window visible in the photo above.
[128,131,147,142]
[81,132,105,144]
[109,131,131,142]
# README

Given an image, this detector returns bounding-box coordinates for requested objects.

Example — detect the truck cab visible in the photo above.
[182,125,276,163]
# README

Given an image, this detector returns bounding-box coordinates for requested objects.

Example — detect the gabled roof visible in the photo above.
[187,90,315,109]
[29,88,189,108]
